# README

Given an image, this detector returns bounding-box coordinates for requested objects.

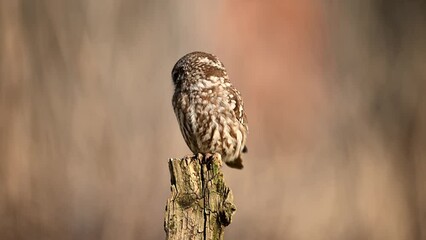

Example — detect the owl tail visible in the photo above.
[226,156,244,169]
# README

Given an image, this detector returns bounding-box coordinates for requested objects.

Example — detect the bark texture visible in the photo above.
[164,154,236,240]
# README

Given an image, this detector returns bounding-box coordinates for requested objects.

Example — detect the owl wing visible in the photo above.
[228,86,248,153]
[228,87,248,127]
[229,88,246,124]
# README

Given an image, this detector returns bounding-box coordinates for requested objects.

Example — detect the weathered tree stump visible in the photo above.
[164,154,236,240]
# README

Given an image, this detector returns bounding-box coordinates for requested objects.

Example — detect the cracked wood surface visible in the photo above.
[164,154,236,240]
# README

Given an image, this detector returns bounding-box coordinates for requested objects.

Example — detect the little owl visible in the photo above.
[171,51,248,169]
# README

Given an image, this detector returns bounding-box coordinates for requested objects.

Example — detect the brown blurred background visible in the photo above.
[1,1,425,239]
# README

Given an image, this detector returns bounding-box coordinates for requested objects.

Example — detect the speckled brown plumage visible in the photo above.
[171,51,248,169]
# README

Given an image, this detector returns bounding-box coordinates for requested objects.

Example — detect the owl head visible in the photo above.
[171,51,227,88]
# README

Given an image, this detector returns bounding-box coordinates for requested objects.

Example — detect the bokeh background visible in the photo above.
[1,1,426,239]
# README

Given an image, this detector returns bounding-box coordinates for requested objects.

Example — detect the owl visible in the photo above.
[171,51,248,169]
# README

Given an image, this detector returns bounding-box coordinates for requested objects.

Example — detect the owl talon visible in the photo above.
[202,153,213,164]
[201,153,222,166]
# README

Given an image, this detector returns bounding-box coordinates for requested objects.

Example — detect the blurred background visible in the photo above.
[1,1,425,239]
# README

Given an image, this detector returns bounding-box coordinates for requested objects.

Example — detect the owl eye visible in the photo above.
[172,70,180,85]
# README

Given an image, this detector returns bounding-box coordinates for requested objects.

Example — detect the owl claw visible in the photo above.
[201,153,222,167]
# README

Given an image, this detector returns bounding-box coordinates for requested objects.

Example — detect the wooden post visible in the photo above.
[164,154,236,240]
